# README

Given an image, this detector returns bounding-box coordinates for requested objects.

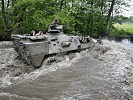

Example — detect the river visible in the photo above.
[0,40,133,100]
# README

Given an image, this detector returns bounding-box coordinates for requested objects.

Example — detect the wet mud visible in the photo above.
[0,40,133,100]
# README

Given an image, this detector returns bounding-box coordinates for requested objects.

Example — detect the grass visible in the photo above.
[114,23,133,34]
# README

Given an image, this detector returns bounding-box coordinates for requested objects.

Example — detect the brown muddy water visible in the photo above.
[0,40,133,100]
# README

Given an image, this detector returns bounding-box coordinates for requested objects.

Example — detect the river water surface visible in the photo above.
[0,40,133,100]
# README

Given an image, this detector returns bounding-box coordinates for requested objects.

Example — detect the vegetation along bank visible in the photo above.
[0,0,133,41]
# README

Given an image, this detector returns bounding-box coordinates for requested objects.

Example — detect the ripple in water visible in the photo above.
[0,40,133,100]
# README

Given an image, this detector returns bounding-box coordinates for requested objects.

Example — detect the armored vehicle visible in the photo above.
[11,24,96,68]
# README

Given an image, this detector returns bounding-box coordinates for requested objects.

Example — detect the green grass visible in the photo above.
[114,23,133,34]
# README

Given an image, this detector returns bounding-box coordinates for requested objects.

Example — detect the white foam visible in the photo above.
[121,39,133,48]
[0,92,40,100]
[0,40,133,88]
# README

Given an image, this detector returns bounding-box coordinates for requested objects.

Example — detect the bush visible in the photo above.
[111,28,127,37]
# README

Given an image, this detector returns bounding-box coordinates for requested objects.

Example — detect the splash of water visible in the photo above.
[0,92,40,100]
[0,40,133,90]
[121,39,133,48]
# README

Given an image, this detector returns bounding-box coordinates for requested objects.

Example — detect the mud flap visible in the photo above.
[31,54,45,68]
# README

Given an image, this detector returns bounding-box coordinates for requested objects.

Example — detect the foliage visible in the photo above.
[14,0,58,33]
[0,0,131,40]
[111,28,127,37]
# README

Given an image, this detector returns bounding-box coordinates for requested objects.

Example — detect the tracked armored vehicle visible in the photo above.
[11,24,96,68]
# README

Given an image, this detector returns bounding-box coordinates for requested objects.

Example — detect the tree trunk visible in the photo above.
[101,0,104,15]
[90,0,94,36]
[106,0,115,35]
[12,0,14,6]
[6,0,10,9]
[1,0,8,31]
[107,0,115,23]
[11,0,20,34]
[60,0,64,10]
[12,0,16,23]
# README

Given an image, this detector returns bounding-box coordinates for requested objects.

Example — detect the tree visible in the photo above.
[0,0,131,40]
[60,0,65,10]
[1,0,8,32]
[107,0,116,23]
